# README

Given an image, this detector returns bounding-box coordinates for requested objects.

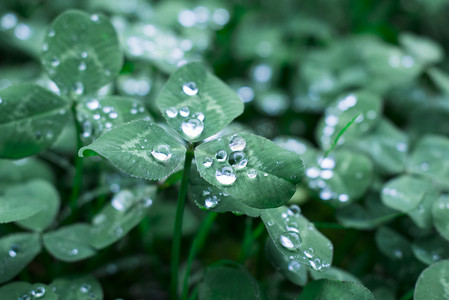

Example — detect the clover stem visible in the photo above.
[68,103,84,219]
[171,145,195,300]
[182,212,218,300]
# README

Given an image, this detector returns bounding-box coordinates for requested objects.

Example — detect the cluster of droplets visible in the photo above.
[388,52,415,69]
[118,76,152,96]
[0,12,33,42]
[17,286,46,300]
[177,6,230,30]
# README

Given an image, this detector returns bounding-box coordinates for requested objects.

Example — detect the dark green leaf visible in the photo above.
[298,279,375,300]
[433,194,449,242]
[0,83,70,159]
[0,282,57,300]
[412,235,449,265]
[375,227,413,261]
[0,232,41,284]
[79,120,186,180]
[51,275,103,299]
[41,10,122,96]
[156,62,244,142]
[195,133,304,209]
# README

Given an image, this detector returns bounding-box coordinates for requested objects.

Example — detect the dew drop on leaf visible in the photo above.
[73,82,84,96]
[215,150,227,162]
[304,247,315,258]
[279,231,302,250]
[229,135,246,151]
[181,117,204,139]
[182,81,198,96]
[203,157,213,168]
[247,168,257,179]
[8,245,18,257]
[80,284,91,294]
[215,166,237,185]
[228,151,248,169]
[79,62,87,71]
[51,58,60,67]
[205,196,219,208]
[31,286,45,298]
[81,51,88,58]
[288,260,301,272]
[111,190,134,212]
[166,107,178,118]
[151,144,172,162]
[90,14,100,22]
[192,112,205,121]
[179,106,190,117]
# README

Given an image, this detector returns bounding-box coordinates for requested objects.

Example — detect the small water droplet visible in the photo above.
[80,284,91,294]
[142,197,153,207]
[81,51,88,58]
[179,106,190,117]
[247,168,257,179]
[90,14,100,22]
[215,166,236,185]
[309,258,322,270]
[71,248,78,255]
[166,107,178,118]
[79,62,87,71]
[182,81,198,96]
[288,260,301,272]
[73,82,84,96]
[420,162,430,171]
[181,117,204,139]
[394,249,403,259]
[151,144,172,162]
[42,43,48,52]
[31,286,45,298]
[109,112,118,119]
[229,135,246,151]
[48,29,55,37]
[18,294,31,300]
[192,112,205,121]
[279,231,302,250]
[228,151,247,169]
[267,219,274,226]
[111,190,134,212]
[114,226,123,236]
[304,248,314,258]
[320,157,335,169]
[8,245,18,257]
[51,58,60,67]
[205,196,219,208]
[203,157,213,168]
[215,150,227,162]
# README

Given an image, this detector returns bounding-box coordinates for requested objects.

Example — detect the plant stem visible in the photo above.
[68,103,84,219]
[399,288,414,300]
[239,217,254,262]
[171,146,194,300]
[182,212,218,300]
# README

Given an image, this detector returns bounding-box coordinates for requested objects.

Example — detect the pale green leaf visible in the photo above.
[0,282,57,300]
[261,206,333,271]
[433,195,449,242]
[428,68,449,96]
[298,279,375,300]
[195,133,304,209]
[399,33,443,65]
[51,275,103,300]
[16,180,60,232]
[41,10,122,96]
[0,83,70,159]
[414,260,449,300]
[79,120,186,181]
[0,232,42,284]
[156,62,244,142]
[43,223,96,262]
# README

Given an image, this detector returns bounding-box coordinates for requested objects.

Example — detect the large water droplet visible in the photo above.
[215,166,236,185]
[228,151,247,169]
[166,107,178,118]
[111,190,134,212]
[215,150,227,162]
[203,157,213,168]
[31,287,45,298]
[205,196,219,208]
[181,117,204,139]
[151,144,172,162]
[182,82,198,96]
[229,135,246,151]
[247,168,257,179]
[279,231,302,250]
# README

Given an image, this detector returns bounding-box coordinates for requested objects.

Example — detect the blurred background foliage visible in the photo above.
[2,0,449,299]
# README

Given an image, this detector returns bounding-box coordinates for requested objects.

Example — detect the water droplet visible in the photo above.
[71,248,78,255]
[304,248,314,258]
[289,205,301,215]
[181,117,204,139]
[267,219,274,226]
[81,51,88,58]
[215,150,227,162]
[396,142,407,152]
[73,82,84,96]
[182,82,198,96]
[1,13,17,29]
[215,166,236,185]
[420,162,430,171]
[229,135,246,151]
[166,107,178,118]
[320,170,334,179]
[93,214,106,225]
[338,194,349,202]
[42,43,48,52]
[192,112,205,121]
[320,157,335,169]
[247,168,257,179]
[31,287,45,298]
[179,106,190,117]
[203,157,213,168]
[394,249,403,259]
[51,58,60,67]
[228,151,247,169]
[306,167,320,178]
[205,196,219,208]
[151,144,172,162]
[80,284,91,293]
[79,62,87,71]
[111,190,134,212]
[109,112,118,119]
[8,245,18,257]
[86,99,99,110]
[142,197,153,207]
[309,258,322,270]
[114,226,123,236]
[48,29,55,37]
[18,294,30,300]
[279,231,302,250]
[288,260,301,272]
[90,14,100,22]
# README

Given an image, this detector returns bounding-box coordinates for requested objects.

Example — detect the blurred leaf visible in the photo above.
[414,260,449,300]
[399,33,443,65]
[309,267,361,283]
[41,10,122,97]
[375,227,413,261]
[265,238,308,286]
[43,223,96,262]
[261,206,333,271]
[0,83,70,159]
[89,186,156,249]
[0,232,41,284]
[0,158,54,188]
[15,180,59,232]
[0,182,43,224]
[0,282,57,300]
[195,133,304,209]
[428,68,449,96]
[315,91,382,151]
[297,279,375,300]
[408,134,449,190]
[156,62,244,142]
[51,274,103,299]
[79,120,186,181]
[433,194,449,242]
[412,235,449,265]
[198,263,263,300]
[76,96,151,142]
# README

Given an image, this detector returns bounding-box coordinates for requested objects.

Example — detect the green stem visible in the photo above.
[171,146,194,300]
[182,212,218,300]
[68,103,84,219]
[399,288,414,300]
[239,217,254,262]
